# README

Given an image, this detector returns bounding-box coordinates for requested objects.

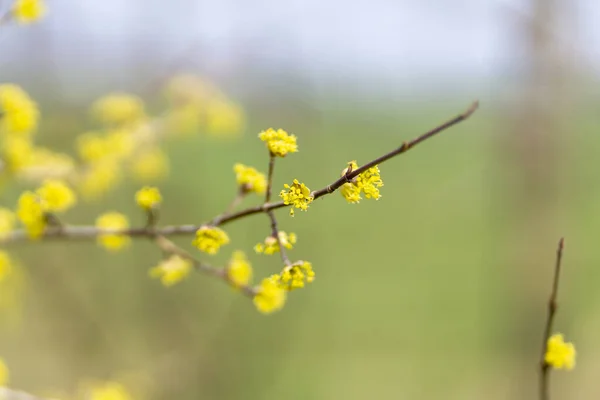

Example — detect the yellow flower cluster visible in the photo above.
[96,212,130,251]
[0,208,16,240]
[233,163,267,194]
[0,250,13,283]
[0,84,39,135]
[253,275,286,314]
[254,231,297,255]
[193,226,230,255]
[280,179,313,216]
[0,357,8,386]
[258,128,298,157]
[280,261,315,291]
[252,260,315,313]
[205,100,245,137]
[0,85,74,181]
[86,381,133,400]
[226,251,253,288]
[340,161,384,203]
[150,255,192,287]
[164,74,245,137]
[15,179,76,238]
[12,0,46,24]
[75,92,171,199]
[91,93,145,126]
[545,333,576,370]
[135,186,162,210]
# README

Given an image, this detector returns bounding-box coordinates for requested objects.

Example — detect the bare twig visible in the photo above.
[154,235,257,297]
[539,237,565,400]
[0,101,479,245]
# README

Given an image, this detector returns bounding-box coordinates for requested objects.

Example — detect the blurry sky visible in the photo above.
[0,0,597,98]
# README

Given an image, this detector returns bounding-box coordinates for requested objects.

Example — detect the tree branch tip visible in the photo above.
[463,100,479,119]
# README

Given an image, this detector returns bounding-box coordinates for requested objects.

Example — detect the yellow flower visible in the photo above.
[0,208,16,240]
[280,261,315,291]
[226,251,252,288]
[253,275,286,314]
[254,231,297,255]
[1,135,33,171]
[77,132,107,162]
[16,191,46,239]
[545,333,576,370]
[135,186,162,210]
[233,163,266,194]
[192,226,230,255]
[36,179,77,213]
[205,100,245,137]
[78,160,121,200]
[17,146,74,181]
[165,104,202,137]
[130,147,169,182]
[0,251,13,283]
[149,255,192,287]
[340,161,384,203]
[0,357,8,386]
[279,179,313,216]
[258,128,298,157]
[92,93,145,126]
[12,0,46,23]
[96,212,130,251]
[87,381,132,400]
[0,84,39,135]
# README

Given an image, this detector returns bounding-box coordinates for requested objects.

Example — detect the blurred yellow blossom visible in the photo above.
[149,255,192,287]
[545,333,576,370]
[77,132,107,162]
[135,186,162,210]
[258,128,297,157]
[96,212,130,251]
[0,208,16,240]
[280,179,313,216]
[254,231,297,255]
[36,179,76,213]
[226,251,252,288]
[0,358,8,386]
[1,136,33,171]
[92,93,145,126]
[0,84,39,135]
[78,160,121,200]
[130,147,169,182]
[0,251,13,283]
[86,381,132,400]
[205,100,245,136]
[16,191,45,239]
[253,275,286,314]
[12,0,46,23]
[233,163,266,194]
[280,261,315,291]
[17,147,74,181]
[165,104,202,137]
[192,226,230,255]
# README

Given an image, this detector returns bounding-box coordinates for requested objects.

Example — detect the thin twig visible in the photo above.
[267,210,291,266]
[154,235,257,297]
[539,237,565,400]
[265,153,276,203]
[0,101,479,245]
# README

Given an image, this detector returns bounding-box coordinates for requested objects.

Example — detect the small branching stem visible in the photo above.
[539,237,565,400]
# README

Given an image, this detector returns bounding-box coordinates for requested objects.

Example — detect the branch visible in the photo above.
[0,100,479,245]
[154,236,257,297]
[539,237,565,400]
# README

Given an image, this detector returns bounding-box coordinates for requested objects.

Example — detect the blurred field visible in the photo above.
[1,95,599,400]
